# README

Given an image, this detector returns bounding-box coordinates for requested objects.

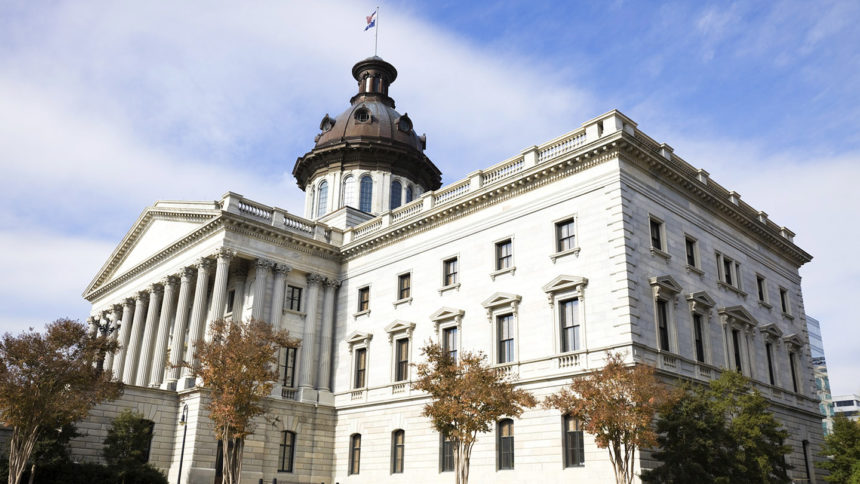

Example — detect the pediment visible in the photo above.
[430,307,465,322]
[384,320,416,335]
[649,275,682,294]
[542,275,588,294]
[346,330,373,346]
[718,306,758,327]
[686,291,716,309]
[481,292,522,309]
[759,323,783,339]
[782,333,805,348]
[84,203,220,298]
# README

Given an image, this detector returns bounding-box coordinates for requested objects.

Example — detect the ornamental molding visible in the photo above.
[782,333,805,349]
[686,291,716,314]
[384,320,416,341]
[759,322,783,340]
[345,330,373,348]
[718,305,758,329]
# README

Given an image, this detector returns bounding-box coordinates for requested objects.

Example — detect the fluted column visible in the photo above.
[113,298,135,381]
[298,274,323,389]
[230,265,247,322]
[135,284,163,386]
[149,276,178,387]
[104,305,122,372]
[123,292,149,385]
[270,264,291,329]
[207,249,235,330]
[316,278,340,391]
[182,258,213,388]
[166,267,194,389]
[251,259,273,322]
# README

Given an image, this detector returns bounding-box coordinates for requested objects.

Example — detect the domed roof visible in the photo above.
[293,57,441,191]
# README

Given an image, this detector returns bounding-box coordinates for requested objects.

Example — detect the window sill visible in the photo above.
[353,309,371,319]
[438,283,461,295]
[650,247,671,260]
[782,312,795,320]
[717,281,747,298]
[392,297,413,308]
[550,246,581,262]
[284,308,306,317]
[685,264,704,276]
[757,301,772,310]
[490,266,516,280]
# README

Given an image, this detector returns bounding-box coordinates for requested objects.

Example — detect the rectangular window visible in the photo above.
[349,434,361,475]
[281,347,297,387]
[354,348,367,388]
[789,351,799,393]
[395,339,409,382]
[765,342,775,385]
[563,415,585,467]
[723,258,734,286]
[560,299,580,353]
[685,236,698,267]
[650,217,664,251]
[443,258,458,286]
[358,287,370,312]
[398,273,411,300]
[287,285,302,312]
[495,239,513,270]
[391,430,405,474]
[780,288,790,314]
[693,314,705,363]
[226,289,236,314]
[440,435,455,472]
[556,218,576,252]
[756,276,767,303]
[732,329,743,372]
[443,327,458,361]
[657,300,670,351]
[717,253,742,289]
[497,314,514,364]
[498,420,514,470]
[278,431,295,472]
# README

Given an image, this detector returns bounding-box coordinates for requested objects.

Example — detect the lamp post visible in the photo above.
[177,404,189,484]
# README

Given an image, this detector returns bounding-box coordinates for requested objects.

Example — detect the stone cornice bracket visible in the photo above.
[215,247,237,261]
[324,277,342,288]
[273,264,292,275]
[307,273,325,285]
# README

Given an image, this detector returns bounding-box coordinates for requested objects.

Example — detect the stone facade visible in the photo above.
[76,58,824,483]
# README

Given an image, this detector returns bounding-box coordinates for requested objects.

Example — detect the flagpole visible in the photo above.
[374,6,379,56]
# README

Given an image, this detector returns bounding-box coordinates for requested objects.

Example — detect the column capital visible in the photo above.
[255,258,274,270]
[273,264,292,275]
[148,283,163,296]
[324,277,342,288]
[179,266,195,281]
[123,297,136,307]
[307,273,325,285]
[215,247,237,261]
[134,291,149,303]
[111,303,123,314]
[195,258,214,271]
[161,275,179,288]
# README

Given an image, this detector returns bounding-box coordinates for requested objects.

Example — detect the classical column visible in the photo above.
[298,274,323,389]
[230,265,247,322]
[166,267,194,389]
[86,316,98,338]
[251,259,273,322]
[182,258,213,388]
[149,276,178,387]
[123,292,149,385]
[207,249,235,330]
[103,305,122,372]
[270,264,291,329]
[316,278,340,391]
[113,298,135,381]
[135,284,163,386]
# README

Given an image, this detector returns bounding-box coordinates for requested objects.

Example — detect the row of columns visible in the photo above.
[89,248,341,396]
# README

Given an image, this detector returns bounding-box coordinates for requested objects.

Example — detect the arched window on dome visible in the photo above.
[316,180,328,218]
[341,176,355,208]
[359,176,373,213]
[390,180,402,210]
[405,185,413,203]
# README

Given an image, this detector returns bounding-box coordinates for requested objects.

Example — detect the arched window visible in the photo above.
[279,430,296,472]
[391,429,405,474]
[497,419,514,470]
[341,175,355,208]
[359,176,373,213]
[349,433,362,475]
[390,180,402,210]
[316,180,328,218]
[405,185,413,203]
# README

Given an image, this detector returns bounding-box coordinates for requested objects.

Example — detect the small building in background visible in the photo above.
[807,315,835,434]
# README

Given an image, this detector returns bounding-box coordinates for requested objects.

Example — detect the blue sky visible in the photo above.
[0,0,857,395]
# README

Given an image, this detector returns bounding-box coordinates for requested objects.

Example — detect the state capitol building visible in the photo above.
[74,56,823,483]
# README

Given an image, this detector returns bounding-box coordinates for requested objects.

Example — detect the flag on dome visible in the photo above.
[365,11,377,31]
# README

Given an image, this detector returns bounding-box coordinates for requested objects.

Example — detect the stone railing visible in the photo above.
[482,157,524,186]
[391,199,424,223]
[392,382,408,394]
[220,192,337,243]
[237,199,273,221]
[537,129,587,163]
[353,218,383,238]
[283,213,314,234]
[557,353,581,369]
[281,387,297,400]
[434,179,471,204]
[350,390,365,401]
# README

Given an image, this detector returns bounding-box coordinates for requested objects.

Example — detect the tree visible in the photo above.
[641,370,791,484]
[103,409,167,484]
[820,414,860,483]
[543,352,671,484]
[190,318,297,484]
[0,319,122,484]
[412,342,536,484]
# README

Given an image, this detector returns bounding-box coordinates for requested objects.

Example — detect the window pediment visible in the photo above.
[649,275,682,298]
[542,275,588,294]
[759,323,783,340]
[481,292,522,310]
[346,330,373,347]
[430,307,464,322]
[385,320,416,341]
[783,333,804,349]
[718,306,758,328]
[686,291,715,313]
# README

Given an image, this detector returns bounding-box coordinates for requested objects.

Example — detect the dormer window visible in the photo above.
[319,113,336,132]
[354,107,371,123]
[396,114,413,133]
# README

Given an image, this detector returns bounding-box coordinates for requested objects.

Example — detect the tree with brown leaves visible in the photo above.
[0,319,123,484]
[189,318,298,484]
[543,352,672,484]
[412,342,536,484]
